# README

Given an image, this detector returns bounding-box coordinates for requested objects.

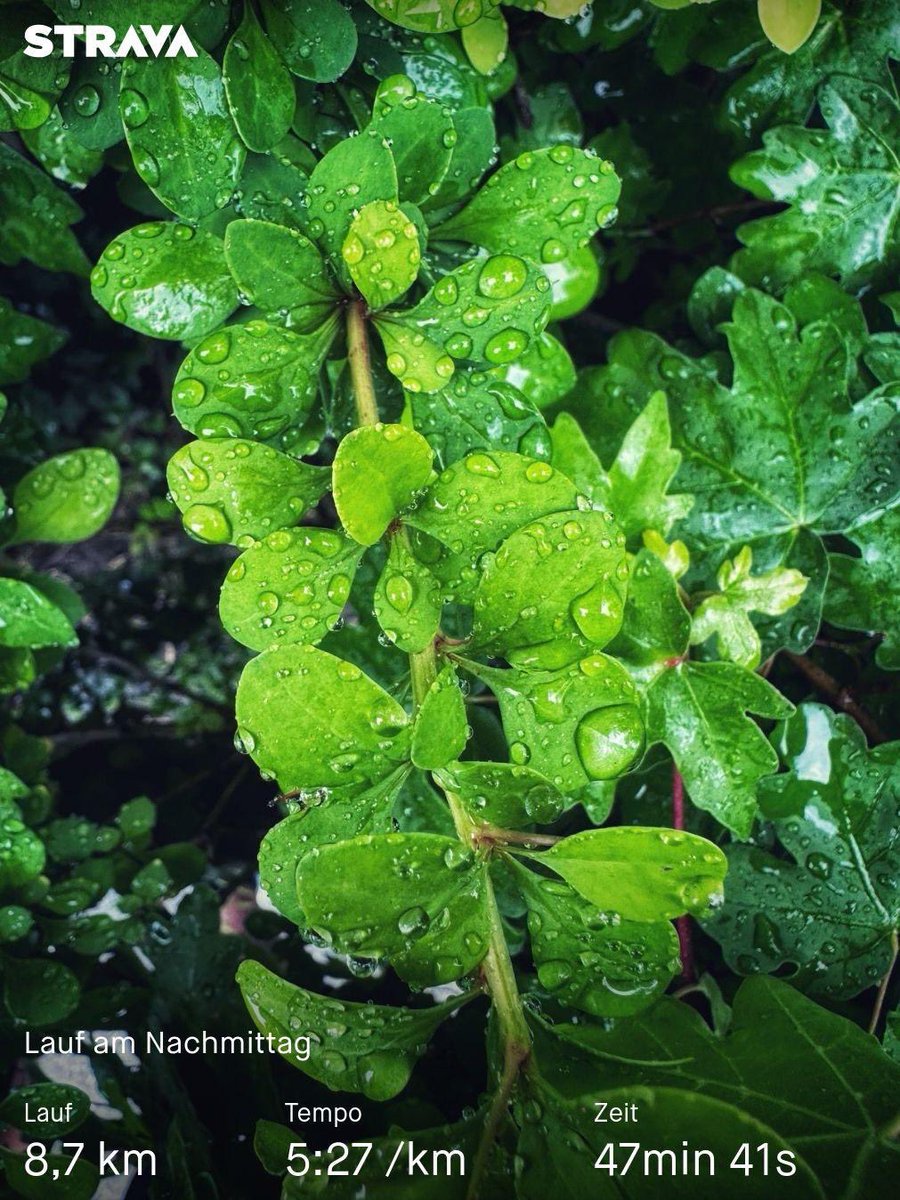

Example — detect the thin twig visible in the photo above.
[466,1040,528,1200]
[673,766,696,984]
[784,651,886,745]
[869,930,899,1035]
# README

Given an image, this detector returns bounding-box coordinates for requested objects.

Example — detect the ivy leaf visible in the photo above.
[223,218,338,332]
[375,253,552,393]
[436,145,621,267]
[223,5,295,153]
[260,0,357,83]
[297,832,491,985]
[691,544,808,668]
[374,533,441,652]
[92,222,237,341]
[757,0,822,54]
[535,975,900,1200]
[706,703,900,999]
[463,653,643,796]
[333,423,433,546]
[518,826,726,921]
[0,299,65,386]
[173,318,334,446]
[825,509,899,670]
[370,75,456,205]
[341,200,421,309]
[166,439,328,546]
[441,761,566,828]
[237,959,466,1100]
[472,509,629,667]
[0,143,88,275]
[514,867,680,1017]
[10,450,119,545]
[731,75,900,289]
[411,666,468,770]
[0,579,77,650]
[120,52,244,221]
[408,374,550,470]
[306,129,398,283]
[608,548,692,683]
[646,660,794,837]
[235,644,411,792]
[219,527,362,651]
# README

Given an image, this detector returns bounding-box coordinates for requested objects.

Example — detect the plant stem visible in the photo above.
[344,304,531,1197]
[868,929,898,1035]
[783,650,886,745]
[346,299,379,428]
[672,766,696,983]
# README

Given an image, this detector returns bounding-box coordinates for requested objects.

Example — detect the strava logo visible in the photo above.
[23,24,197,58]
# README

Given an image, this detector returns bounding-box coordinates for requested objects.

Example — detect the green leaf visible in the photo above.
[0,298,65,386]
[117,796,155,839]
[260,0,357,83]
[425,106,497,212]
[0,1083,89,1137]
[120,51,244,220]
[0,579,77,649]
[706,703,900,999]
[238,959,464,1099]
[20,108,104,189]
[223,5,295,152]
[3,958,80,1026]
[370,76,455,205]
[408,374,550,470]
[57,54,124,151]
[342,199,421,309]
[0,1146,99,1200]
[436,145,621,266]
[442,761,566,828]
[463,653,643,795]
[167,439,328,547]
[235,644,411,792]
[0,805,44,888]
[472,508,629,667]
[362,0,470,33]
[306,128,398,280]
[297,832,490,985]
[646,660,794,837]
[608,548,692,683]
[374,532,441,652]
[11,449,119,545]
[535,975,900,1200]
[732,76,900,289]
[497,332,576,412]
[758,0,822,53]
[376,252,552,392]
[515,867,680,1016]
[411,665,468,769]
[333,423,433,546]
[172,318,333,445]
[91,222,237,341]
[461,9,509,74]
[220,527,362,651]
[0,143,88,275]
[519,826,726,921]
[825,509,899,669]
[223,218,338,332]
[0,16,67,133]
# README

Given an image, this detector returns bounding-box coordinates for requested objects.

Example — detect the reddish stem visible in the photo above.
[672,766,696,983]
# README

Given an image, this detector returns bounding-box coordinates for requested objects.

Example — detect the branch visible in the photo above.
[783,651,887,745]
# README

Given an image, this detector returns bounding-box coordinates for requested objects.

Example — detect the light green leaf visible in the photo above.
[120,51,244,220]
[223,218,338,332]
[260,0,357,83]
[411,666,468,770]
[297,832,490,985]
[363,0,473,34]
[758,0,822,53]
[91,222,237,341]
[436,145,621,266]
[461,9,508,74]
[646,660,794,837]
[166,439,328,546]
[370,75,455,205]
[374,532,441,652]
[333,423,433,546]
[706,703,900,998]
[223,5,295,152]
[691,544,808,668]
[220,527,363,651]
[376,252,552,392]
[235,644,411,792]
[519,826,726,921]
[442,761,565,828]
[515,867,680,1016]
[0,804,44,888]
[238,959,466,1100]
[825,509,899,669]
[11,449,119,545]
[342,199,421,309]
[473,509,629,667]
[0,579,77,649]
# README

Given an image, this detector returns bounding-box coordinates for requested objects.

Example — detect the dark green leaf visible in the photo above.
[223,218,338,332]
[224,6,295,153]
[261,0,357,83]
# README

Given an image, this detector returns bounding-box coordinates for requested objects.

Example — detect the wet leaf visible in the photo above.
[223,218,338,332]
[0,299,65,386]
[260,0,357,83]
[333,423,433,546]
[374,532,442,652]
[443,761,566,828]
[342,199,421,309]
[10,449,119,545]
[0,143,88,275]
[370,75,456,205]
[825,509,899,670]
[0,1083,89,1137]
[0,579,77,649]
[224,5,295,152]
[411,665,468,769]
[3,957,80,1025]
